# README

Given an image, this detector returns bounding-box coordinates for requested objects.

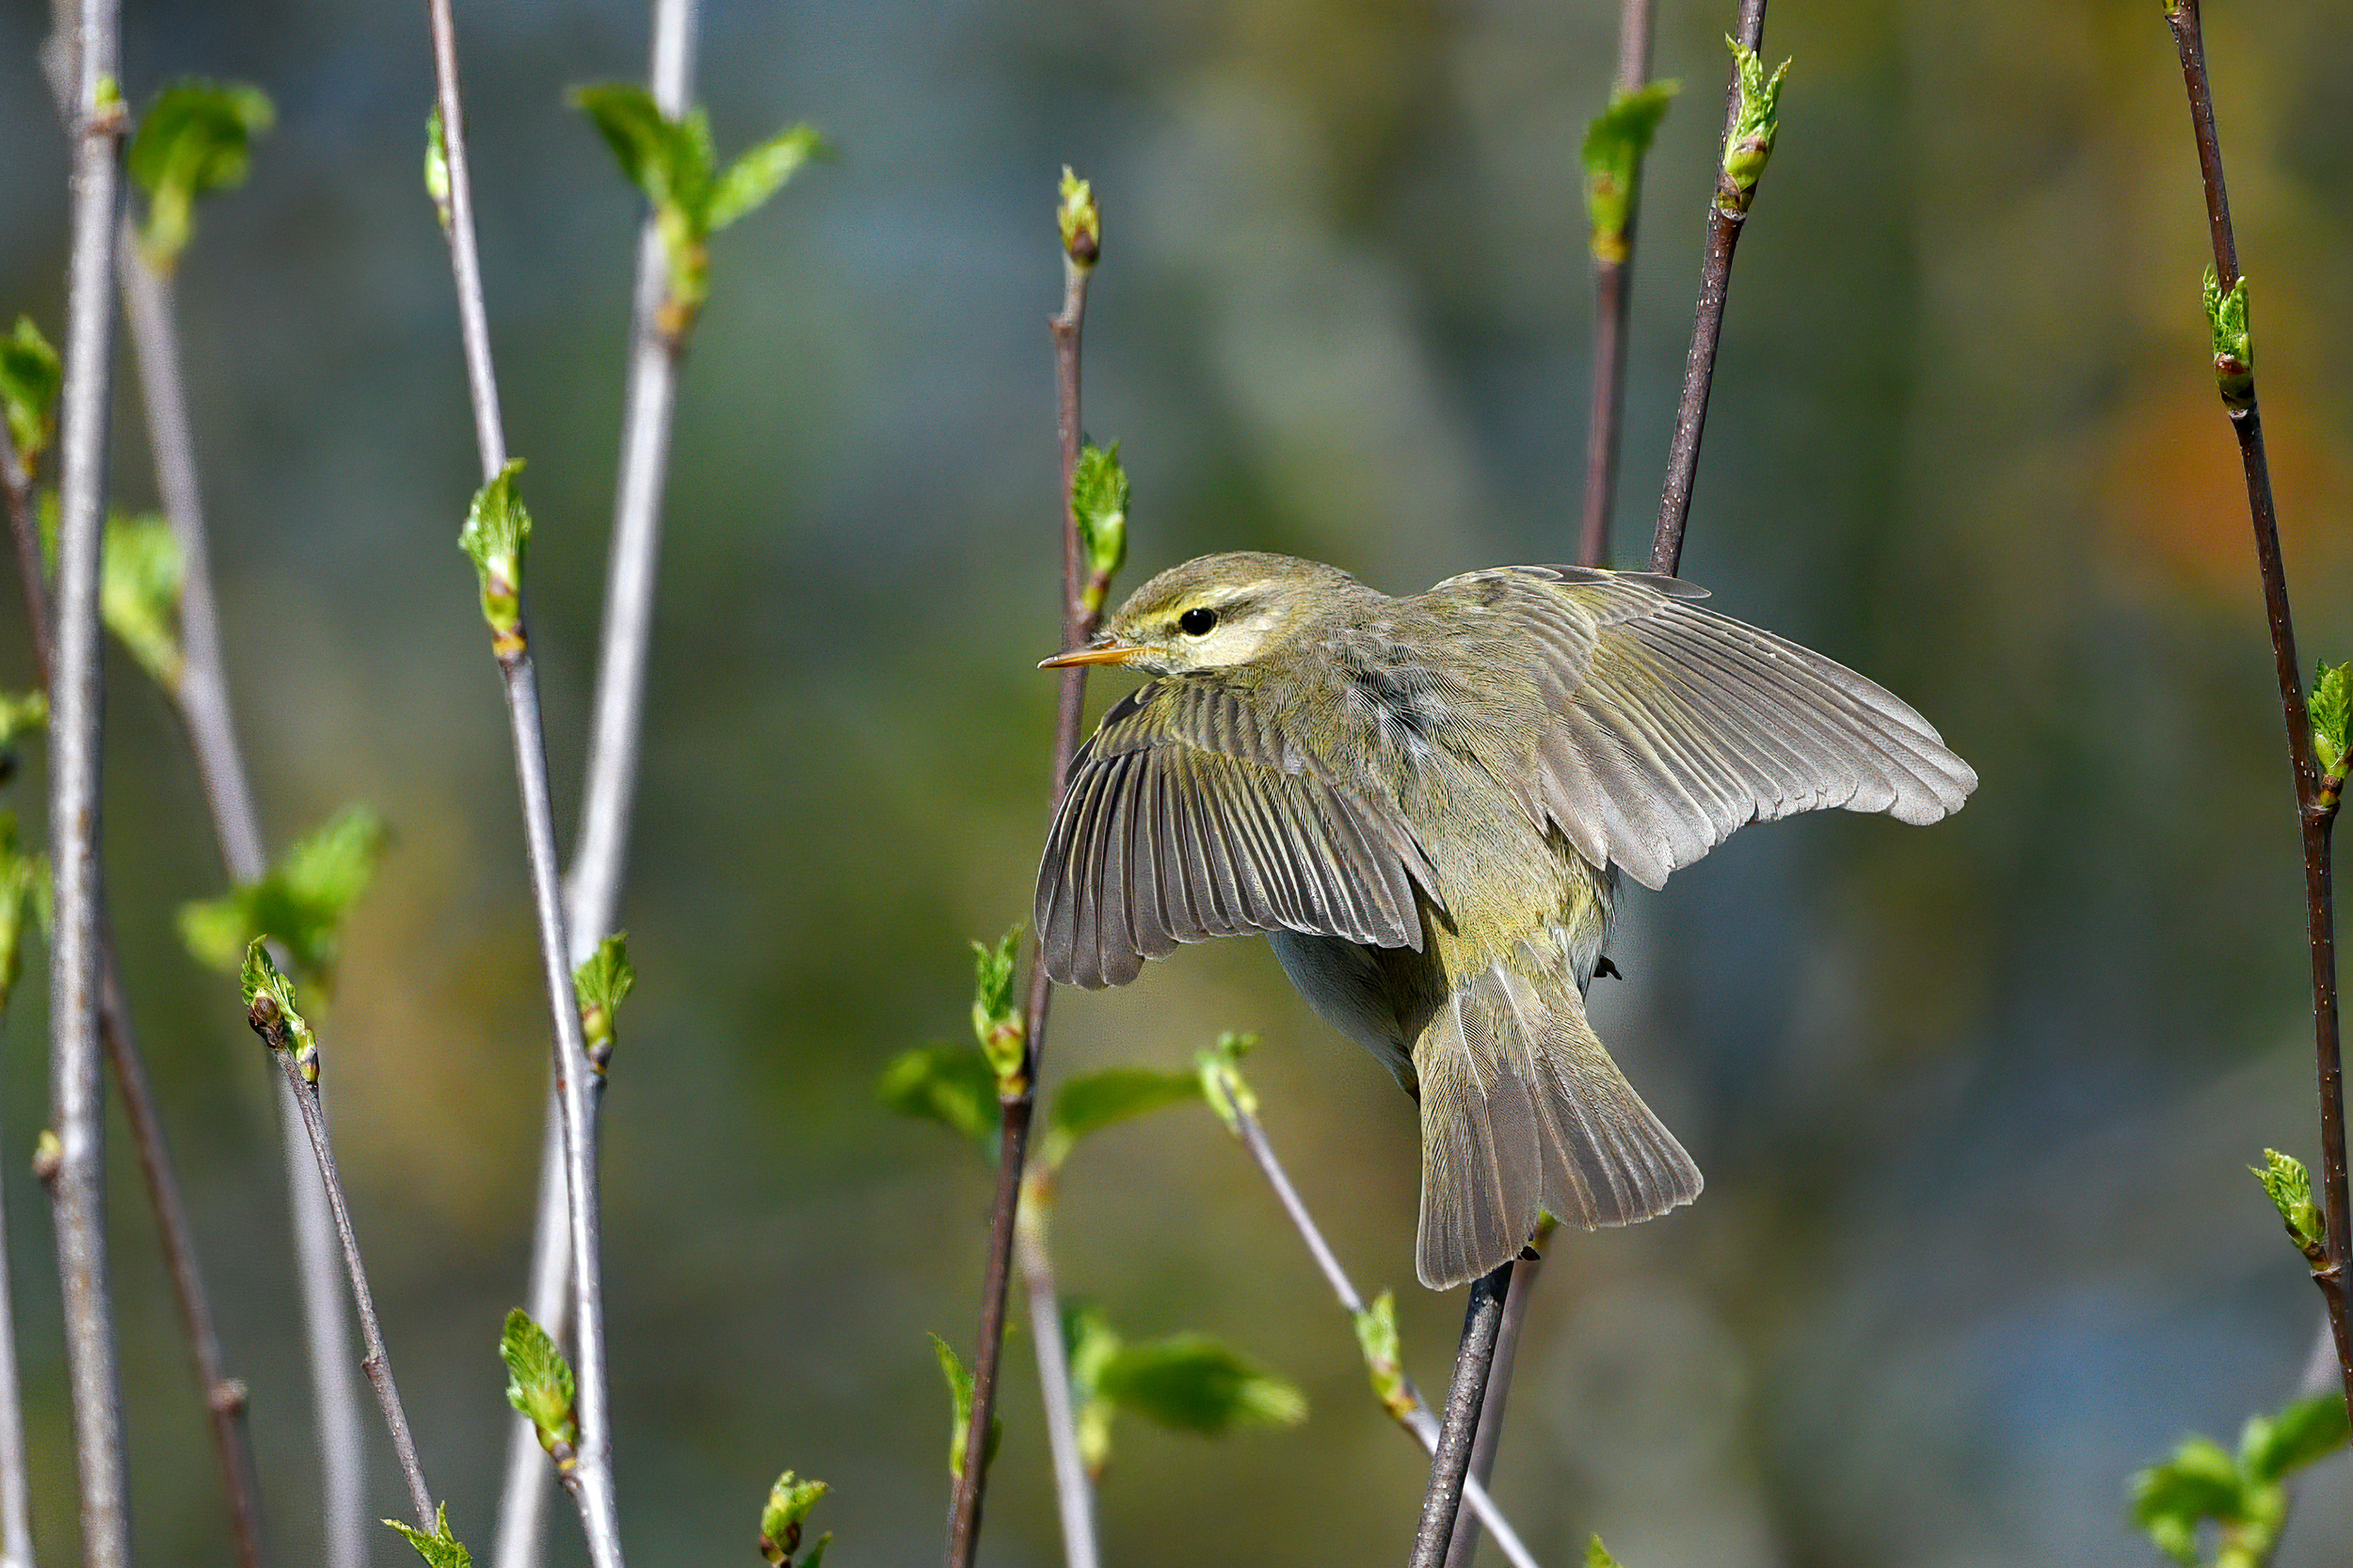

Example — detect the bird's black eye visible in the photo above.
[1178,607,1219,636]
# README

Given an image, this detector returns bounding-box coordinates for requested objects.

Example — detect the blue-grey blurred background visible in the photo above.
[2,0,2350,1563]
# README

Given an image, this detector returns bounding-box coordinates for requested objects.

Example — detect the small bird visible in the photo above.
[1035,552,1975,1288]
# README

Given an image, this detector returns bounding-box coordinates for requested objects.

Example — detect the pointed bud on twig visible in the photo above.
[31,1129,60,1189]
[573,933,634,1076]
[424,107,452,230]
[1193,1032,1259,1134]
[499,1308,581,1470]
[2254,1148,2328,1264]
[1718,39,1790,216]
[931,1334,1001,1481]
[757,1471,830,1567]
[969,929,1026,1098]
[0,317,62,476]
[1057,167,1101,268]
[384,1503,472,1568]
[2202,268,2254,412]
[1070,441,1130,621]
[2308,661,2348,814]
[1353,1289,1417,1424]
[242,938,321,1084]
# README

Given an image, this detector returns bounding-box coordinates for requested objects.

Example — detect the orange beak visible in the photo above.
[1038,637,1143,669]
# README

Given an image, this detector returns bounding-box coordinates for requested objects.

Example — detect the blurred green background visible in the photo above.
[2,0,2350,1563]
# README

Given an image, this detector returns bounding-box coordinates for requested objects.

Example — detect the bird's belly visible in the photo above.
[1267,929,1417,1091]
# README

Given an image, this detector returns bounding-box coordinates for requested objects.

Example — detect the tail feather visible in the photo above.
[1415,951,1701,1289]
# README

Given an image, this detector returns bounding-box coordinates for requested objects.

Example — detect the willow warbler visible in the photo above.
[1035,552,1976,1288]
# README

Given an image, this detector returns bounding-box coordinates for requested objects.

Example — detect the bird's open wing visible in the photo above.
[1435,565,1977,889]
[1037,679,1435,989]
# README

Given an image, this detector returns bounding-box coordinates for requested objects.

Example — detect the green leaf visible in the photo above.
[1586,1537,1625,1568]
[708,123,826,232]
[1193,1032,1259,1133]
[0,691,45,748]
[970,928,1027,1096]
[758,1470,829,1567]
[459,459,531,655]
[241,938,319,1082]
[1070,441,1129,617]
[126,79,274,268]
[100,509,185,688]
[2240,1392,2349,1484]
[1039,1065,1197,1174]
[1719,38,1790,207]
[1094,1332,1306,1435]
[384,1505,471,1568]
[499,1308,579,1463]
[1063,1305,1121,1479]
[1353,1288,1415,1422]
[0,814,40,1016]
[1056,166,1100,266]
[878,1044,998,1147]
[2310,661,2349,780]
[2203,267,2254,410]
[2131,1434,2247,1564]
[930,1334,1000,1481]
[2251,1147,2326,1257]
[0,317,61,470]
[1581,81,1677,264]
[569,84,679,210]
[573,933,634,1070]
[181,805,388,990]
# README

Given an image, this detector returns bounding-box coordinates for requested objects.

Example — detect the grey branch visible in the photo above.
[47,0,132,1560]
[490,4,697,1567]
[1016,1190,1100,1568]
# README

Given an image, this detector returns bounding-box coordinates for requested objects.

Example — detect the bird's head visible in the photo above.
[1040,552,1364,676]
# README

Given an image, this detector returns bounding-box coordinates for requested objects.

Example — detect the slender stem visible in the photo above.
[945,249,1095,1568]
[1652,0,1769,577]
[1015,1181,1098,1568]
[1577,0,1659,568]
[0,1047,25,1568]
[48,2,130,1560]
[2163,0,2352,1418]
[1408,1265,1513,1568]
[121,211,341,1568]
[426,3,627,1560]
[493,5,697,1564]
[1443,1218,1551,1568]
[269,1048,435,1529]
[1213,1081,1540,1568]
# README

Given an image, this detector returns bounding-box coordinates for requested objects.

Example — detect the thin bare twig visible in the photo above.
[1577,0,1660,568]
[120,208,334,1568]
[2162,0,2352,1416]
[1652,0,1769,577]
[251,1010,435,1530]
[1408,1265,1514,1568]
[492,5,697,1565]
[425,4,626,1559]
[1208,1079,1541,1568]
[1445,1218,1552,1568]
[945,234,1096,1568]
[47,0,132,1560]
[1015,1179,1099,1568]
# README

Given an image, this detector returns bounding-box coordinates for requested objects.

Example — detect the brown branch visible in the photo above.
[1577,0,1660,568]
[1407,1263,1514,1568]
[1652,0,1769,577]
[2163,0,2352,1418]
[944,232,1096,1568]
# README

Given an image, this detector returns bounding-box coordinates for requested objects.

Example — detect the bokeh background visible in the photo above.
[0,0,2349,1563]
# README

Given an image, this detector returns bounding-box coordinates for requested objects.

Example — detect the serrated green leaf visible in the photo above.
[1193,1032,1259,1132]
[1586,1537,1624,1568]
[2310,661,2350,779]
[2203,267,2254,408]
[127,79,274,268]
[708,123,825,232]
[574,933,634,1067]
[878,1045,998,1147]
[758,1470,829,1566]
[931,1333,1000,1480]
[180,805,388,990]
[500,1308,579,1461]
[241,938,319,1080]
[970,928,1026,1095]
[459,459,531,653]
[1070,441,1129,616]
[1720,39,1790,204]
[385,1505,471,1568]
[0,317,61,469]
[2251,1147,2326,1256]
[1581,81,1677,264]
[99,510,185,688]
[2241,1392,2349,1483]
[1095,1332,1305,1435]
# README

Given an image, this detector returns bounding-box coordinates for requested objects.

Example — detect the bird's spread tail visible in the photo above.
[1415,948,1701,1288]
